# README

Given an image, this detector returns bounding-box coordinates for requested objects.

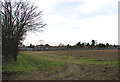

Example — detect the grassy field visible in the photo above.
[2,50,119,80]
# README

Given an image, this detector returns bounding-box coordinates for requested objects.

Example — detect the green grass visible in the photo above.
[3,52,65,73]
[3,53,35,72]
[3,51,119,73]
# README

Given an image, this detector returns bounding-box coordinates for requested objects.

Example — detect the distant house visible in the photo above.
[19,47,34,51]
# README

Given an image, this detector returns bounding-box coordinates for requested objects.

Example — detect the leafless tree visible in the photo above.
[1,0,46,62]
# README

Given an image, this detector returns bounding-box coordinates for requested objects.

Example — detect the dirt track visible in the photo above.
[3,50,119,80]
[14,64,118,80]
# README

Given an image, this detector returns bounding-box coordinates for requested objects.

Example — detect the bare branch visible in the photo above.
[2,0,46,62]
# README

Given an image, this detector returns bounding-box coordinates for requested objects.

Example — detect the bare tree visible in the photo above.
[1,0,46,62]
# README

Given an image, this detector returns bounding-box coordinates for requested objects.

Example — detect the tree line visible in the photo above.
[66,40,116,49]
[26,40,117,49]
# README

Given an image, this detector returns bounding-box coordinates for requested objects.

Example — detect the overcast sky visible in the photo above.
[23,0,119,46]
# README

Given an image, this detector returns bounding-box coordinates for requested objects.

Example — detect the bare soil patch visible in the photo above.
[41,50,118,61]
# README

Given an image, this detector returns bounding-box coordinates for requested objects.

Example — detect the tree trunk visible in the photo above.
[2,39,19,62]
